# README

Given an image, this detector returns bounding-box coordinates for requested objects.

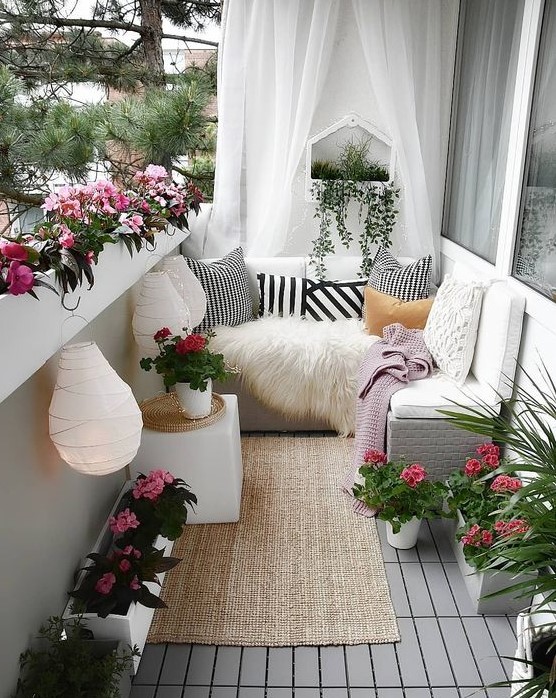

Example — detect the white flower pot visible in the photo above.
[386,517,421,549]
[175,379,212,418]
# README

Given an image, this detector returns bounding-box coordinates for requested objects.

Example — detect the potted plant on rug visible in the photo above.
[140,327,236,418]
[353,449,449,549]
[445,443,536,614]
[14,615,138,698]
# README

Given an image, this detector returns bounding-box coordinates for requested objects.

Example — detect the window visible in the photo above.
[443,0,524,262]
[513,0,556,301]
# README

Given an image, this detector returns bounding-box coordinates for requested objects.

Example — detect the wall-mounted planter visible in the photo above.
[0,226,188,405]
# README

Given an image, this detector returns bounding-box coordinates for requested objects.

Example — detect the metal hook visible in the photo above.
[61,293,81,312]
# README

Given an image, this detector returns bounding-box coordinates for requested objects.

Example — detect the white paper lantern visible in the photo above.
[132,271,190,355]
[49,342,143,476]
[159,255,207,329]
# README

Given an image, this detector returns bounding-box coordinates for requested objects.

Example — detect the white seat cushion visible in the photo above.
[389,372,498,419]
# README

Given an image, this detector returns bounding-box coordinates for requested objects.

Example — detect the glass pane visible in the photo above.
[513,0,556,300]
[444,0,524,262]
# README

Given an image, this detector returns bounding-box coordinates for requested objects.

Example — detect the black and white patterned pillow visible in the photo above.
[185,248,254,332]
[257,273,365,321]
[368,247,432,302]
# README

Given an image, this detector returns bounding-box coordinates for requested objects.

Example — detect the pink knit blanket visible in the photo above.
[342,323,434,516]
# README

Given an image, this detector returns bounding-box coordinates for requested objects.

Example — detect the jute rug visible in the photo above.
[148,436,399,646]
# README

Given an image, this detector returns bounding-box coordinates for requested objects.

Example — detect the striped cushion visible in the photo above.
[257,273,365,321]
[369,247,432,302]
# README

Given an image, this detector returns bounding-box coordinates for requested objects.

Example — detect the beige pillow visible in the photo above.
[364,286,434,337]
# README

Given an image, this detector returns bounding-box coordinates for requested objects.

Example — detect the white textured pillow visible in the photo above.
[423,274,486,384]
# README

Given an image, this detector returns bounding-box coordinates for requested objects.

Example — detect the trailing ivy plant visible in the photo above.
[308,136,399,279]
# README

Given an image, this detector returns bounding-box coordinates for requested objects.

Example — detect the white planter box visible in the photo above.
[63,483,175,673]
[449,514,535,615]
[0,226,187,405]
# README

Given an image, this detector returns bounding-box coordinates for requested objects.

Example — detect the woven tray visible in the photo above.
[140,392,226,432]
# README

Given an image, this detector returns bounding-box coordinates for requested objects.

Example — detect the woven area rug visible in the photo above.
[148,436,399,646]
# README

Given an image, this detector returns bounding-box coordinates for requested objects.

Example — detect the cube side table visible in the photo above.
[131,394,243,523]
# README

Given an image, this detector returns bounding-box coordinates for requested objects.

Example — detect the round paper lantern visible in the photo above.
[49,342,143,475]
[159,255,207,329]
[132,271,190,355]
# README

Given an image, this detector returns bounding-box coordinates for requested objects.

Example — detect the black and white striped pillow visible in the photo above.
[369,247,432,302]
[185,248,254,332]
[257,273,365,321]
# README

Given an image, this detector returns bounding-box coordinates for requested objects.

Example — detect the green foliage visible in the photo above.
[14,615,137,698]
[310,159,342,180]
[337,137,389,182]
[353,460,449,534]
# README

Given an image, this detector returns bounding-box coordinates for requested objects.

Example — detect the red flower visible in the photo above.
[154,327,172,341]
[181,334,206,352]
[363,449,388,465]
[464,458,483,476]
[6,261,34,295]
[400,463,427,488]
[477,443,500,457]
[0,240,28,261]
[490,475,522,493]
[482,453,500,467]
[494,519,529,537]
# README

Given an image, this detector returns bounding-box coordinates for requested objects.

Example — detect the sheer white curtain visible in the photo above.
[351,0,443,281]
[206,0,340,257]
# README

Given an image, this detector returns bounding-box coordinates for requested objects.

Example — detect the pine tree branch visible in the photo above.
[0,10,142,33]
[0,186,44,207]
[160,33,217,46]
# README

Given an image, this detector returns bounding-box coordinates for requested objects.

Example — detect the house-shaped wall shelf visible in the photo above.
[305,112,396,201]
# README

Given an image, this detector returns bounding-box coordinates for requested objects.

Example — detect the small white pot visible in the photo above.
[386,517,421,549]
[174,379,212,418]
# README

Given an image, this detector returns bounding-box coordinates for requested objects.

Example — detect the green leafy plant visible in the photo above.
[352,449,449,533]
[337,137,389,182]
[14,615,138,698]
[441,364,556,698]
[140,327,236,390]
[310,159,343,180]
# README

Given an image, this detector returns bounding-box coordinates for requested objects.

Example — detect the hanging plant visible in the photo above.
[309,137,399,279]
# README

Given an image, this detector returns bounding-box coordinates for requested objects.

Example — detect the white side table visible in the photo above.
[131,394,243,524]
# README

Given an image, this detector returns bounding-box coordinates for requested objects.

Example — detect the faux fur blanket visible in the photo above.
[210,316,380,435]
[342,323,434,516]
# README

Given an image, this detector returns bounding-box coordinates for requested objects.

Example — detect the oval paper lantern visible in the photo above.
[132,271,190,356]
[159,255,207,329]
[49,342,143,475]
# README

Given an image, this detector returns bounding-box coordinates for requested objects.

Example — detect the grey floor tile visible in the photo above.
[443,563,479,616]
[422,562,459,616]
[429,519,456,562]
[401,563,435,616]
[240,648,267,686]
[414,617,455,686]
[212,647,242,686]
[211,688,238,698]
[460,690,489,698]
[322,690,348,698]
[159,645,191,685]
[268,648,293,686]
[156,687,183,698]
[486,688,511,697]
[182,688,210,698]
[294,690,320,698]
[345,644,373,687]
[320,646,346,686]
[185,646,216,685]
[384,563,411,616]
[432,690,460,697]
[130,687,156,698]
[350,690,377,698]
[376,690,405,698]
[134,644,165,684]
[294,647,320,687]
[405,690,435,698]
[438,617,482,686]
[369,643,401,688]
[395,618,428,687]
[484,616,518,678]
[396,543,420,563]
[416,522,441,562]
[463,617,506,686]
[267,689,293,698]
[238,689,265,698]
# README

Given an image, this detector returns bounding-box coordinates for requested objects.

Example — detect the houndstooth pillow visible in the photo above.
[368,247,432,302]
[185,248,254,332]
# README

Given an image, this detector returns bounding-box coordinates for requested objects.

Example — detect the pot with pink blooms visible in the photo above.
[353,450,450,549]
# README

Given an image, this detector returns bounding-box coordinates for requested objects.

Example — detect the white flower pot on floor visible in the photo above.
[386,517,421,549]
[175,379,212,418]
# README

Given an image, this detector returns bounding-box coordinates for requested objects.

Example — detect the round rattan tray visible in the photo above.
[140,392,226,432]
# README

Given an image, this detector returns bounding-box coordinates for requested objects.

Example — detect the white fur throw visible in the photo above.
[210,316,379,436]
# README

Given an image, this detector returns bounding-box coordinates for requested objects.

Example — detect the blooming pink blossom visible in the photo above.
[461,523,493,548]
[0,240,28,261]
[58,230,75,249]
[464,458,483,476]
[400,463,427,488]
[119,558,132,572]
[132,469,174,500]
[154,327,172,341]
[95,572,116,595]
[85,251,95,265]
[490,475,522,493]
[483,453,500,467]
[120,545,142,559]
[7,261,34,295]
[109,508,140,534]
[130,575,141,590]
[494,519,530,537]
[477,443,500,457]
[363,449,388,465]
[481,529,493,546]
[119,212,144,234]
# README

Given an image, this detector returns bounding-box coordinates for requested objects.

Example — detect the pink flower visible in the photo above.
[477,443,500,457]
[150,468,174,484]
[494,519,530,537]
[0,240,28,261]
[461,523,493,548]
[119,545,142,559]
[95,572,116,595]
[490,475,522,493]
[85,251,95,265]
[6,261,34,295]
[483,453,500,468]
[464,458,483,476]
[119,558,131,572]
[363,449,388,465]
[481,530,493,546]
[58,230,75,249]
[154,327,172,341]
[119,212,144,234]
[181,334,206,352]
[130,575,141,591]
[109,508,140,534]
[400,463,427,488]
